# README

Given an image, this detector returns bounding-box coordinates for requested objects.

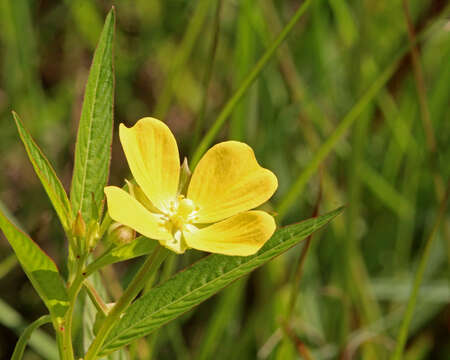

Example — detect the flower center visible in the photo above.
[160,195,198,253]
[168,197,197,229]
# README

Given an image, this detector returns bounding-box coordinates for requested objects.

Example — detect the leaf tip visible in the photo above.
[11,110,19,122]
[109,5,116,19]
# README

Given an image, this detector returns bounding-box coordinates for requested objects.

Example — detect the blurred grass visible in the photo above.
[0,0,449,359]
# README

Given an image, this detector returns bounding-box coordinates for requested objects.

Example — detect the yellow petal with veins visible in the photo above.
[104,186,172,241]
[187,141,278,223]
[184,211,275,256]
[120,118,180,212]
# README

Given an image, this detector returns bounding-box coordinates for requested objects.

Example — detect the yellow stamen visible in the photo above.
[160,196,199,253]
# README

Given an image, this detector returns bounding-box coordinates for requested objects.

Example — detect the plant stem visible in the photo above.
[191,0,313,167]
[390,182,449,360]
[84,280,109,316]
[62,254,87,360]
[84,245,169,360]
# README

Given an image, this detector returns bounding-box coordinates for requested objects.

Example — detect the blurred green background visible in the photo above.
[0,0,449,359]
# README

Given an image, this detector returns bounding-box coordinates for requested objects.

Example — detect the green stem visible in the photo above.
[85,245,169,360]
[190,0,313,167]
[84,280,109,316]
[12,315,52,360]
[62,254,88,360]
[62,281,82,360]
[390,182,449,360]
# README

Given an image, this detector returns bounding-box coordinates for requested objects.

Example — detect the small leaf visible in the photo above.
[0,208,69,319]
[86,237,157,276]
[100,207,344,354]
[12,112,73,230]
[70,7,115,223]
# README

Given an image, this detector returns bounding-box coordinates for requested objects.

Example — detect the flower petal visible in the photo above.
[187,141,278,223]
[120,117,180,212]
[184,211,276,256]
[104,186,171,241]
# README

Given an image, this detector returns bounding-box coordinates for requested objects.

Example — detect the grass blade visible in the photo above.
[100,207,343,355]
[391,183,449,360]
[11,315,52,360]
[154,0,212,118]
[359,162,412,219]
[0,253,17,280]
[276,54,402,219]
[0,299,58,360]
[70,8,115,223]
[191,0,313,167]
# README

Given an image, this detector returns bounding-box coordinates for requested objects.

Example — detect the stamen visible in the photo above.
[160,196,198,253]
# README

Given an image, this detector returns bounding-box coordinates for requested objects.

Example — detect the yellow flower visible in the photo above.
[104,117,278,256]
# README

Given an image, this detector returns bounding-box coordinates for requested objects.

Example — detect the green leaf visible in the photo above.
[11,315,52,360]
[100,207,344,354]
[12,111,73,230]
[70,7,115,223]
[86,236,157,276]
[0,208,69,319]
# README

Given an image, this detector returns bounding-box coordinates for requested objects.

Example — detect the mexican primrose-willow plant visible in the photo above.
[0,8,342,360]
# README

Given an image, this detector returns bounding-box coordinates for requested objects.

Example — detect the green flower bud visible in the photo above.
[72,211,86,238]
[107,222,135,245]
[70,212,87,255]
[87,221,101,250]
[177,157,192,195]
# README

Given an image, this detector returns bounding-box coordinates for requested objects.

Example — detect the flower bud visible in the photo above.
[107,222,135,245]
[87,221,101,250]
[70,212,87,255]
[177,157,192,195]
[72,211,86,238]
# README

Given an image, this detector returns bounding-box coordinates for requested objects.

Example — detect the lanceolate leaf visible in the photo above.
[100,207,343,354]
[0,209,69,319]
[70,8,115,223]
[86,237,157,276]
[12,112,73,230]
